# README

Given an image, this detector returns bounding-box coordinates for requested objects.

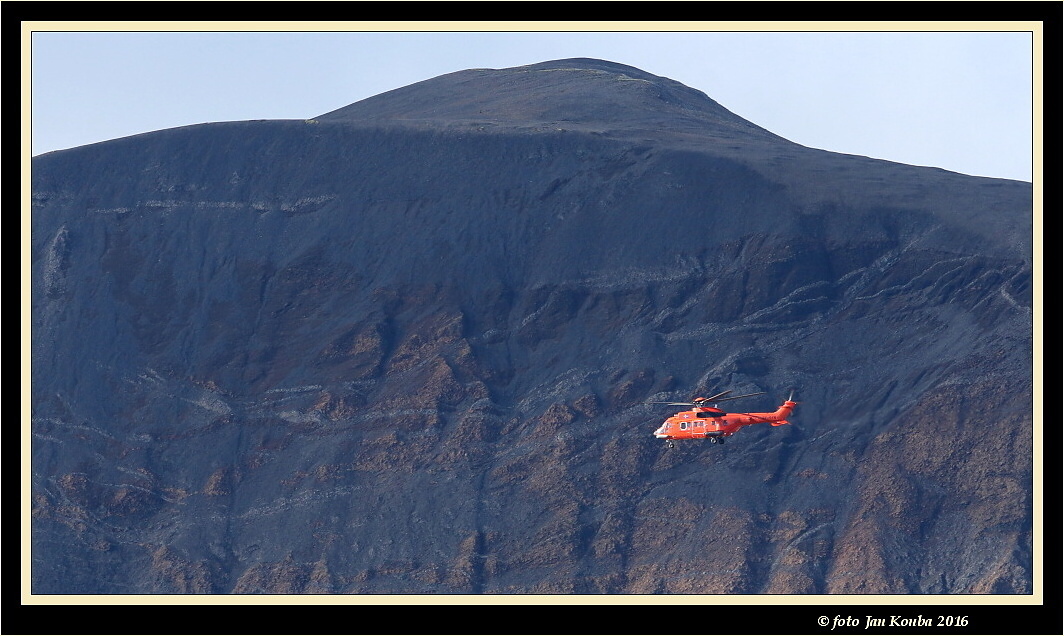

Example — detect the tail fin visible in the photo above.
[772,392,798,425]
[773,392,798,421]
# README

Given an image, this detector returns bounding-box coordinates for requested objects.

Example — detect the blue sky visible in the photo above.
[27,26,1037,182]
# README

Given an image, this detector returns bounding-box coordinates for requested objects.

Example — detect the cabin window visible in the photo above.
[679,422,688,430]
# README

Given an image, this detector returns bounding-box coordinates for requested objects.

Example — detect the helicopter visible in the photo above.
[648,390,796,448]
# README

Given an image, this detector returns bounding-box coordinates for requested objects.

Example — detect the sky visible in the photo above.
[26,25,1038,182]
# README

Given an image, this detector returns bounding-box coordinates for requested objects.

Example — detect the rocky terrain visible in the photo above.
[30,58,1034,597]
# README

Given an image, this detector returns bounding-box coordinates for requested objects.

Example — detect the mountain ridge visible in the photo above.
[315,57,786,143]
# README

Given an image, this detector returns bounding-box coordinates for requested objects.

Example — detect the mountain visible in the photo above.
[30,58,1034,596]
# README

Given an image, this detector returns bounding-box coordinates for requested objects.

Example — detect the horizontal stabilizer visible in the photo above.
[771,420,790,427]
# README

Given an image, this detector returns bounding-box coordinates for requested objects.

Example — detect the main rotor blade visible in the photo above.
[708,391,766,403]
[702,390,733,402]
[650,390,767,407]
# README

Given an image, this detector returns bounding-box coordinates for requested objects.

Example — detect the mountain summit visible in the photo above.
[316,57,783,142]
[31,59,1033,597]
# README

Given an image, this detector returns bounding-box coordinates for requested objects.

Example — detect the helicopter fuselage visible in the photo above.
[653,400,796,443]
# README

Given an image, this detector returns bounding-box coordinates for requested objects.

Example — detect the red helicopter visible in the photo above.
[649,390,796,448]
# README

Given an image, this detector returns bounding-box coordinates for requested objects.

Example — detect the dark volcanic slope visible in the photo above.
[31,58,1034,595]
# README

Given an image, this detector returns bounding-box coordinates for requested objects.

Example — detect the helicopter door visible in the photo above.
[692,420,706,437]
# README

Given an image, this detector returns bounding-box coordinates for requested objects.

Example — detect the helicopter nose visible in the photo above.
[653,424,668,438]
